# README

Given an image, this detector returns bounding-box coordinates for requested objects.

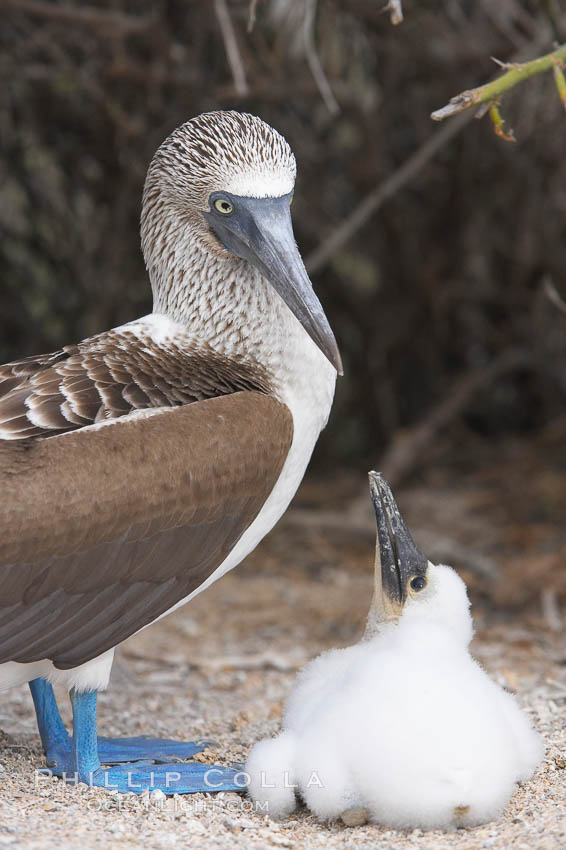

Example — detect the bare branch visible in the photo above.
[432,43,566,121]
[541,587,563,632]
[305,112,473,275]
[304,24,566,279]
[2,0,153,34]
[544,277,566,316]
[488,100,516,142]
[554,59,566,110]
[383,0,403,26]
[379,349,530,487]
[247,0,259,33]
[214,0,249,97]
[303,0,340,116]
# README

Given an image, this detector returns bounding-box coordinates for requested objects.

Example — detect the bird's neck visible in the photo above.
[148,235,336,404]
[150,240,279,357]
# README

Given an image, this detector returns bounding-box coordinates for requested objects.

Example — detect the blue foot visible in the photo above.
[29,677,70,767]
[29,679,245,794]
[29,679,209,766]
[48,759,244,794]
[97,735,210,765]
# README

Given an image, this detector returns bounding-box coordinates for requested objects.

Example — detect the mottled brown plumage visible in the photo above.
[0,393,292,668]
[0,326,272,439]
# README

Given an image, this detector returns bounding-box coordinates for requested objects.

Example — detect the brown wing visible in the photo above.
[0,326,271,439]
[0,392,293,669]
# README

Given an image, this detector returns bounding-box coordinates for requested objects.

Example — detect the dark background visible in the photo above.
[1,0,565,609]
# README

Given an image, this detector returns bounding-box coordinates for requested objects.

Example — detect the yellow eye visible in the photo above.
[214,198,233,215]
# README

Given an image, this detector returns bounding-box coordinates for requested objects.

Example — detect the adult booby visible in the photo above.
[246,473,543,828]
[0,111,341,794]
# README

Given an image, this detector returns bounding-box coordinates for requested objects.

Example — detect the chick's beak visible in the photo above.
[368,471,428,620]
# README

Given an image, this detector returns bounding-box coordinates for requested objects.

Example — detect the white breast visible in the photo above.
[150,320,336,621]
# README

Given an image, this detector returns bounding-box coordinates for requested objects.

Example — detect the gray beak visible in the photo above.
[368,471,428,617]
[203,192,343,375]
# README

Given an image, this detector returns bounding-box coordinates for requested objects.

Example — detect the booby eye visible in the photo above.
[214,198,233,215]
[409,575,427,592]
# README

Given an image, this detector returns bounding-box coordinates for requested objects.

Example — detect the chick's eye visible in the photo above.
[214,198,233,215]
[409,575,427,592]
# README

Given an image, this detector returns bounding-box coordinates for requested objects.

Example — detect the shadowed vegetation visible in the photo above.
[1,0,565,478]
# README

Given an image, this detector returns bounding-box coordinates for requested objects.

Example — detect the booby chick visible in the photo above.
[0,111,341,794]
[246,473,543,829]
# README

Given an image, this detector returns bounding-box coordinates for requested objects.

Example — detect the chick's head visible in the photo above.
[366,473,473,647]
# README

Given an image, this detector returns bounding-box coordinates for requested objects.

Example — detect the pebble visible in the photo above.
[186,820,206,834]
[270,836,294,847]
[340,807,369,827]
[223,817,259,831]
[220,792,244,807]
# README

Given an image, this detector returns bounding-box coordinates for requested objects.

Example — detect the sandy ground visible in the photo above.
[1,473,565,849]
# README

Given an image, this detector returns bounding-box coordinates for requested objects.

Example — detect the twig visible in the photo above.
[247,0,259,33]
[431,43,566,121]
[197,651,307,674]
[283,508,499,580]
[543,276,566,315]
[478,0,533,50]
[3,0,153,33]
[553,59,566,110]
[543,0,565,43]
[303,0,340,116]
[214,0,249,97]
[383,0,403,26]
[410,531,499,581]
[488,100,516,142]
[541,587,563,632]
[379,348,530,487]
[285,507,374,536]
[305,111,473,274]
